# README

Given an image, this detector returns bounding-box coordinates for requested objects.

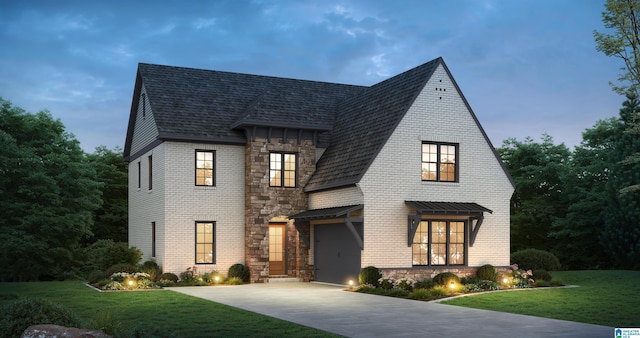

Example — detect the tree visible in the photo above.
[600,92,640,269]
[0,98,100,281]
[595,0,640,194]
[498,134,571,253]
[594,0,640,95]
[87,146,128,243]
[549,118,620,269]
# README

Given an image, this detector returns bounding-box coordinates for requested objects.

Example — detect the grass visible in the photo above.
[442,270,640,327]
[0,281,337,337]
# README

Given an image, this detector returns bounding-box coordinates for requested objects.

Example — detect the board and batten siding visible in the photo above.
[358,64,514,269]
[129,85,159,157]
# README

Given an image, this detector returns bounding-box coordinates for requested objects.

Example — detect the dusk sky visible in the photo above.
[0,0,625,152]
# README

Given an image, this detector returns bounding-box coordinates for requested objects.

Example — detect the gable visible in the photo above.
[304,58,442,192]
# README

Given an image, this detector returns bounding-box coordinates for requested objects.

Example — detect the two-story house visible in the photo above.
[123,57,514,284]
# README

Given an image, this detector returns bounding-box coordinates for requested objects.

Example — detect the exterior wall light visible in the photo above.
[214,275,220,284]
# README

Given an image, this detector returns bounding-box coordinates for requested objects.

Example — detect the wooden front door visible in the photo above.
[269,223,286,275]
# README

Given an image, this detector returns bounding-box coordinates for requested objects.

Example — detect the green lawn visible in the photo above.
[442,270,640,327]
[0,282,337,337]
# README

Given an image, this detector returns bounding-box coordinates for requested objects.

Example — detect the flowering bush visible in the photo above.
[377,277,416,291]
[101,271,158,290]
[504,263,534,288]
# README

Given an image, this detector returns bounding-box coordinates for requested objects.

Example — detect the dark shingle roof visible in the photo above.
[123,64,364,158]
[405,201,493,215]
[303,58,440,191]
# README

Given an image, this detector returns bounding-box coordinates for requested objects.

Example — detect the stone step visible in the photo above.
[268,277,299,283]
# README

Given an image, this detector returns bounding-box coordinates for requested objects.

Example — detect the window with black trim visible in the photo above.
[412,220,466,266]
[148,155,153,190]
[137,161,141,189]
[151,222,156,258]
[195,150,215,186]
[422,142,458,182]
[195,222,215,264]
[269,152,297,187]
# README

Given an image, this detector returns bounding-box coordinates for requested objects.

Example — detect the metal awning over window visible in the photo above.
[290,204,363,222]
[290,204,363,248]
[405,201,492,215]
[405,201,492,247]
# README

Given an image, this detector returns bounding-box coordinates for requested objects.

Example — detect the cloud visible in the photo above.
[193,17,217,30]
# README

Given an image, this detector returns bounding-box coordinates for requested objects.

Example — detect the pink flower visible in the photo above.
[526,270,533,276]
[529,278,535,284]
[521,273,528,278]
[510,264,519,270]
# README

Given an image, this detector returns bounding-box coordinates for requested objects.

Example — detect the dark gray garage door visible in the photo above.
[314,223,362,284]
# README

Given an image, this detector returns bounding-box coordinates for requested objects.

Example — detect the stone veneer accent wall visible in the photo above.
[244,137,315,282]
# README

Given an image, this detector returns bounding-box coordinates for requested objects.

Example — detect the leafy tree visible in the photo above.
[0,98,100,281]
[87,146,128,243]
[600,92,640,269]
[595,0,640,194]
[498,134,571,253]
[594,0,640,95]
[550,118,620,269]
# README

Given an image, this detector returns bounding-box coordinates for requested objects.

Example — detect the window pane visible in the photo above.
[431,244,446,265]
[432,222,446,242]
[412,244,427,265]
[449,244,464,265]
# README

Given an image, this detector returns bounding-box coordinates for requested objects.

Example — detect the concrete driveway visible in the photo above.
[169,282,612,338]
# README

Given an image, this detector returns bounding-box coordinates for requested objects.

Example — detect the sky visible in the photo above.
[0,0,626,153]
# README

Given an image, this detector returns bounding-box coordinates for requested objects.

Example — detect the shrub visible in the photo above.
[141,261,162,282]
[378,278,394,290]
[358,266,382,286]
[202,271,224,284]
[510,249,561,271]
[178,267,197,284]
[550,279,565,286]
[433,272,460,286]
[106,263,139,277]
[227,277,243,285]
[227,263,250,282]
[460,276,480,285]
[85,240,143,271]
[87,270,106,284]
[89,310,117,335]
[476,264,498,282]
[408,288,430,300]
[0,298,82,338]
[159,273,178,283]
[429,286,448,297]
[414,279,435,289]
[535,280,550,287]
[532,269,553,282]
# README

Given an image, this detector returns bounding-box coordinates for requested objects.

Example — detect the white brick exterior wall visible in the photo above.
[358,64,514,269]
[309,186,364,209]
[129,138,246,275]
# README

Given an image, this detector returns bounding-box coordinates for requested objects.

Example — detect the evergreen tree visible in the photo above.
[600,92,640,269]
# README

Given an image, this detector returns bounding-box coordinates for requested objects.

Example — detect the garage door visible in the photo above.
[314,222,362,284]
